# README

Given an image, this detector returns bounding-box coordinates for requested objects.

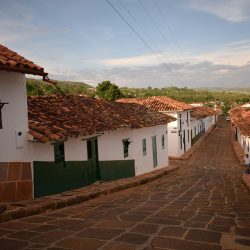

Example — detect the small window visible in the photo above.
[122,139,130,158]
[142,139,147,156]
[54,142,65,163]
[161,135,165,149]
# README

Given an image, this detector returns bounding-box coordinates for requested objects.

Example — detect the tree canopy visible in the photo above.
[95,81,123,101]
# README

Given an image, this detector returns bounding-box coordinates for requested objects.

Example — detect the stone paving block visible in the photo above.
[96,219,135,229]
[235,226,250,237]
[115,232,149,245]
[185,229,222,243]
[102,241,138,250]
[152,237,222,250]
[234,238,250,247]
[30,224,60,232]
[31,230,73,244]
[75,228,124,240]
[0,238,28,250]
[207,224,231,233]
[145,217,181,226]
[183,221,207,228]
[158,226,187,238]
[131,223,159,234]
[8,230,40,240]
[56,237,105,250]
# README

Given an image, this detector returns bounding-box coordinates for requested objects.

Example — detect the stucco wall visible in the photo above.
[32,125,169,177]
[0,71,31,162]
[99,125,169,176]
[167,110,191,157]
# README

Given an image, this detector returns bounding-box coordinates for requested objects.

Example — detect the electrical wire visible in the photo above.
[153,0,186,56]
[105,0,183,85]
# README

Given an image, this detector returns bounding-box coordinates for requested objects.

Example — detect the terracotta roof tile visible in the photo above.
[117,96,193,112]
[191,106,218,119]
[28,94,176,142]
[230,104,250,137]
[0,44,47,76]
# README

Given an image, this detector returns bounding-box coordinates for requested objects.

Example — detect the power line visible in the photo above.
[153,0,186,57]
[105,0,183,85]
[118,0,170,65]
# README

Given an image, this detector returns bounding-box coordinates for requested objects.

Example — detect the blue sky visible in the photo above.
[1,0,250,88]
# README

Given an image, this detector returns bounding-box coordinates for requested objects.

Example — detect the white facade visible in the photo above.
[0,71,31,162]
[99,125,169,175]
[31,124,169,176]
[235,127,250,155]
[167,110,192,157]
[190,114,217,141]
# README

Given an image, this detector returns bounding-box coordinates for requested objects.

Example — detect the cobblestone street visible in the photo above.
[0,119,250,250]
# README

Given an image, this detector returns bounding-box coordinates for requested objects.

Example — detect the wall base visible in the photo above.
[0,162,32,202]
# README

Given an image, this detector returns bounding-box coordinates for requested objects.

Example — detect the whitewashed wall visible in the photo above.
[0,71,31,162]
[167,110,191,157]
[31,125,169,176]
[236,128,250,155]
[99,124,169,175]
[31,136,90,161]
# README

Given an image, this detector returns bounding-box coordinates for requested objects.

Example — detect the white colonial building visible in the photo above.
[28,95,174,197]
[0,44,175,201]
[190,105,219,145]
[230,103,250,156]
[0,44,47,202]
[117,96,194,157]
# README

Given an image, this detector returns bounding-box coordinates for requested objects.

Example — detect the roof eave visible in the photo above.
[0,65,48,76]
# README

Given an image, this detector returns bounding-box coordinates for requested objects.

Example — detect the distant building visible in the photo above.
[117,96,193,157]
[190,106,219,145]
[230,104,250,155]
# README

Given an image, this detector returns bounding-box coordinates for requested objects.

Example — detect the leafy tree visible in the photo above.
[96,81,123,101]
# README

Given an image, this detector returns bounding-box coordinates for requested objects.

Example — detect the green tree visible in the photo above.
[96,81,123,101]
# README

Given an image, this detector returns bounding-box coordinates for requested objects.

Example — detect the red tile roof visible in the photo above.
[230,104,250,136]
[28,94,175,142]
[117,96,193,112]
[0,44,47,76]
[191,106,218,119]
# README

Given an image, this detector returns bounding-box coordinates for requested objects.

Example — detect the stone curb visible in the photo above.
[0,165,179,223]
[242,174,250,193]
[169,124,216,162]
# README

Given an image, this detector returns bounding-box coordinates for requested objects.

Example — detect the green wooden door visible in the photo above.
[87,138,100,183]
[152,136,158,167]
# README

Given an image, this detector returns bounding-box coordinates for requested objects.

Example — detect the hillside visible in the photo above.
[26,78,94,96]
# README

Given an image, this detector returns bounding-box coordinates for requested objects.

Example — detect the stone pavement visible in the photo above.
[0,119,250,250]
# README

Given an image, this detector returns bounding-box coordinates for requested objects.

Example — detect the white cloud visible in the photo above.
[98,39,250,68]
[187,0,250,22]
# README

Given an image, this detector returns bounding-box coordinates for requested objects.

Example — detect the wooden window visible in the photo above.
[142,139,147,156]
[54,142,65,163]
[122,139,130,158]
[161,135,165,149]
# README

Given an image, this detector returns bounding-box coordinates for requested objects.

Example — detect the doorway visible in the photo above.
[152,136,158,167]
[87,138,100,183]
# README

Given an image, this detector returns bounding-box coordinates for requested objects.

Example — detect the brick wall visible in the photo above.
[0,162,32,202]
